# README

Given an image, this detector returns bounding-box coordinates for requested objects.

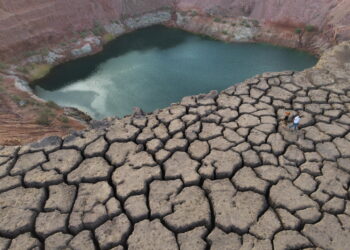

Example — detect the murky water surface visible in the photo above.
[33,26,317,119]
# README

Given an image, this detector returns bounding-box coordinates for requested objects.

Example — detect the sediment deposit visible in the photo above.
[1,41,350,249]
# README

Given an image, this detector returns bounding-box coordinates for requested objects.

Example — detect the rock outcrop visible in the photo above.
[1,41,350,249]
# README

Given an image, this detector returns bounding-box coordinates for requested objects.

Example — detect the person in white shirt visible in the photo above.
[289,115,301,130]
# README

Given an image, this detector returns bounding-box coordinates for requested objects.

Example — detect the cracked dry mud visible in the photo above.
[1,42,350,250]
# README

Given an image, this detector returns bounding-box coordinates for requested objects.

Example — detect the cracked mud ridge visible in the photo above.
[1,42,350,250]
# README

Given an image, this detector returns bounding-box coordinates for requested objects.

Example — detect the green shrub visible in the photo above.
[214,17,221,23]
[17,66,29,74]
[103,33,116,43]
[10,95,21,103]
[295,28,303,34]
[252,19,259,26]
[92,21,105,36]
[47,109,56,118]
[36,112,51,126]
[59,115,69,124]
[190,11,198,17]
[46,100,60,109]
[241,20,251,28]
[222,30,228,35]
[0,62,7,70]
[36,108,55,126]
[39,48,49,56]
[79,30,89,38]
[26,99,37,106]
[16,63,51,80]
[62,124,70,129]
[305,25,316,32]
[24,50,37,57]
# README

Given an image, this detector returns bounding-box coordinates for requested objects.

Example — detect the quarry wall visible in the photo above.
[0,0,349,58]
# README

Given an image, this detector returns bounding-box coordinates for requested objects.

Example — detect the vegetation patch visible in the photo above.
[305,25,316,32]
[79,30,89,38]
[59,115,69,124]
[0,75,4,93]
[46,100,60,110]
[17,66,30,74]
[39,48,49,56]
[36,108,56,126]
[24,48,49,58]
[252,19,259,27]
[36,112,51,126]
[241,20,251,28]
[10,95,29,107]
[24,50,37,57]
[10,95,22,103]
[0,62,8,70]
[103,33,116,43]
[28,64,52,81]
[190,11,198,17]
[92,21,105,36]
[295,24,317,47]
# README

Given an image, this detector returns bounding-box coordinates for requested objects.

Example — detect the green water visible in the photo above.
[32,26,317,119]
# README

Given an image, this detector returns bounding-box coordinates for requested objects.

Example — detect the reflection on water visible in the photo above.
[33,26,318,119]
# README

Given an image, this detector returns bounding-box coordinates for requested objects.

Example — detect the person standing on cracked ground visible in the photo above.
[281,111,291,127]
[289,114,301,131]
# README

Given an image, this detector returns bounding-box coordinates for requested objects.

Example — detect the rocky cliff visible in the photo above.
[0,0,349,58]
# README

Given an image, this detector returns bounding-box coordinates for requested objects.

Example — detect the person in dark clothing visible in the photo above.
[281,111,291,127]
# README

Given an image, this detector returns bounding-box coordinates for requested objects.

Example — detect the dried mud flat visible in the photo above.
[0,42,350,250]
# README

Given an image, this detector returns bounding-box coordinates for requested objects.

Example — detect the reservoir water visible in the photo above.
[32,26,318,119]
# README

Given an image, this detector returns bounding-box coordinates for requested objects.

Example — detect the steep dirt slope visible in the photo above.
[0,0,349,58]
[0,0,173,56]
[177,0,350,39]
[0,77,85,145]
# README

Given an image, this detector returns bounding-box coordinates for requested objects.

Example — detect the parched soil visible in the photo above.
[0,42,349,250]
